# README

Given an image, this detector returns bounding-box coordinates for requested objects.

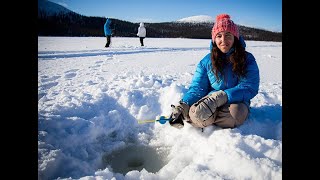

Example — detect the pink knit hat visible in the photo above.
[212,14,239,40]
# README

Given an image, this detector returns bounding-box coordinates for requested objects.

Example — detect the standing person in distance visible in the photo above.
[104,18,112,48]
[137,22,146,46]
[169,14,260,129]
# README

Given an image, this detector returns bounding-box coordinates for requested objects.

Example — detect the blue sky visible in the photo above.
[48,0,282,32]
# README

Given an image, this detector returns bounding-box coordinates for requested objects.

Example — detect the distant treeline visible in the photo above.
[38,11,282,42]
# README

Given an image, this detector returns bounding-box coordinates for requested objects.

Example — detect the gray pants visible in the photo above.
[188,103,249,128]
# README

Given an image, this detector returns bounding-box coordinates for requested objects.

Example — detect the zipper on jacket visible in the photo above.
[224,69,228,88]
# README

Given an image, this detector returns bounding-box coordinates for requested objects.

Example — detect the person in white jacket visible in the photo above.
[137,22,146,46]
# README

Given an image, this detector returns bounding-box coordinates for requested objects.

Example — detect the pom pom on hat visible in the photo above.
[212,14,239,40]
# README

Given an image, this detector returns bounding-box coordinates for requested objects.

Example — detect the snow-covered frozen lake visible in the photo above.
[38,36,282,180]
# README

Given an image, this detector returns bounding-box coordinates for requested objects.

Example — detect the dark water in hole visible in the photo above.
[102,145,168,174]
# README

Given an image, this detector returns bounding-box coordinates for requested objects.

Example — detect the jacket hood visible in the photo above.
[140,22,144,27]
[106,18,111,25]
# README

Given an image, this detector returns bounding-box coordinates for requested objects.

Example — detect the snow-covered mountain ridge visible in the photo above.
[38,1,212,23]
[38,0,73,16]
[176,15,215,23]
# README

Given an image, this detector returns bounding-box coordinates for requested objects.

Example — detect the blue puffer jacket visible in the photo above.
[182,43,259,107]
[104,18,112,36]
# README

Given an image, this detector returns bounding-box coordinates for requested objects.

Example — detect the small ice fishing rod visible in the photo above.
[138,116,172,124]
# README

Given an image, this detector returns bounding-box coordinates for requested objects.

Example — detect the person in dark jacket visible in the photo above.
[104,18,112,48]
[170,14,260,129]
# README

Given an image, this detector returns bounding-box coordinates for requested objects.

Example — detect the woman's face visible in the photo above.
[214,31,235,53]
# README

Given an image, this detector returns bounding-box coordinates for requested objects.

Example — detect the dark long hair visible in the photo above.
[210,38,247,81]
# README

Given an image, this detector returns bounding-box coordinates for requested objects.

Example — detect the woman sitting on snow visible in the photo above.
[169,14,260,129]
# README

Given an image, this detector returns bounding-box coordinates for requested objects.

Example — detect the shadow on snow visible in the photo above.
[38,47,209,59]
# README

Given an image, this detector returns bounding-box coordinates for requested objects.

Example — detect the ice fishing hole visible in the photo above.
[102,144,168,174]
